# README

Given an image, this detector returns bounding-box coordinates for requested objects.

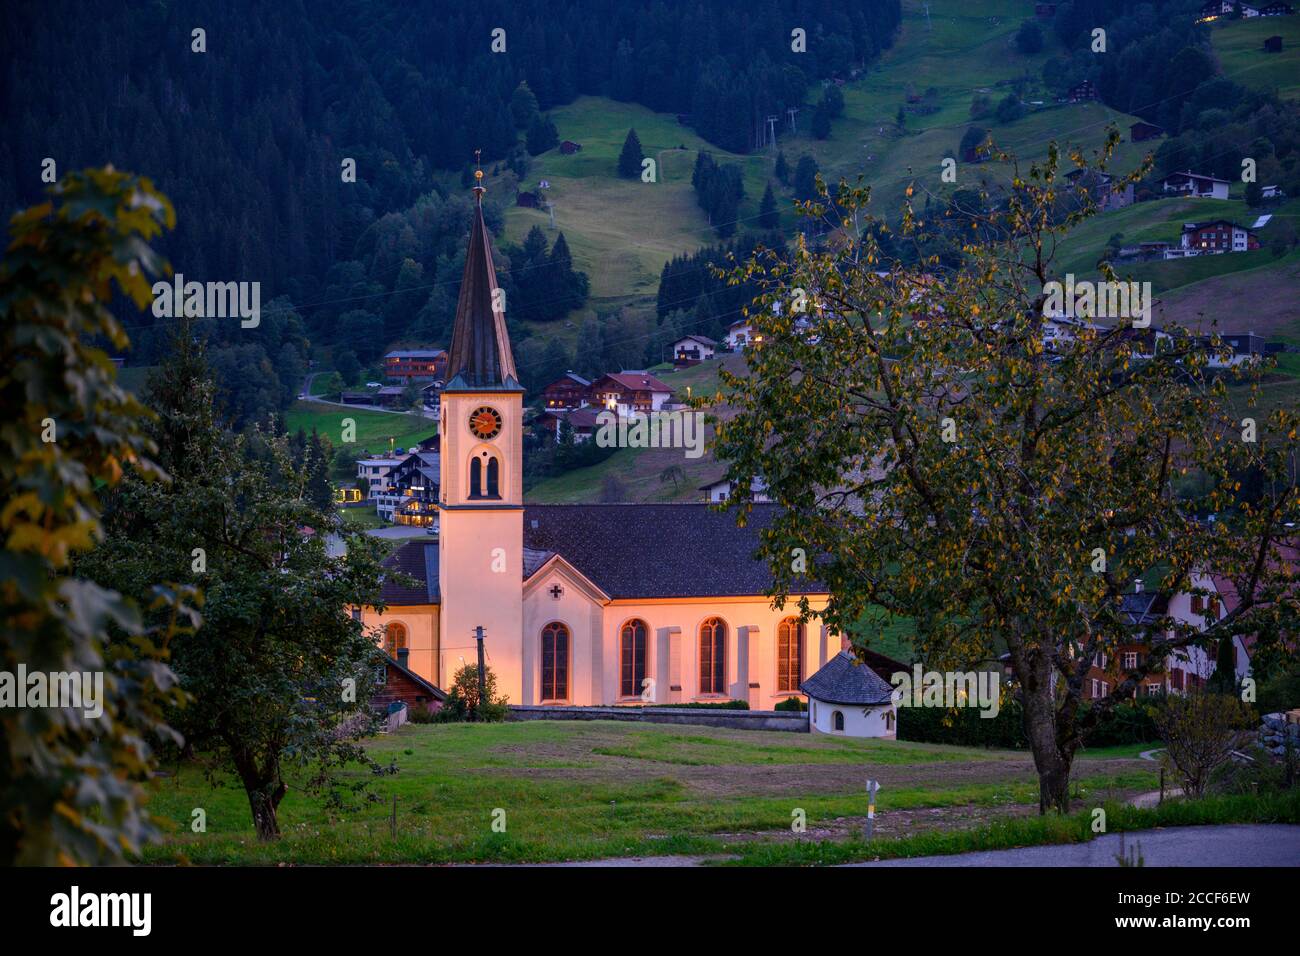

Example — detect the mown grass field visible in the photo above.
[1211,15,1300,101]
[142,719,1161,865]
[284,401,434,457]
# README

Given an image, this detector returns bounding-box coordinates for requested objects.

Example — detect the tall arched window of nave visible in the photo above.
[540,622,570,702]
[777,617,804,693]
[620,619,648,698]
[699,617,727,695]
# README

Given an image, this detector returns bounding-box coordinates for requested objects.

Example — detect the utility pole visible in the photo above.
[786,106,800,135]
[766,115,779,152]
[473,625,487,720]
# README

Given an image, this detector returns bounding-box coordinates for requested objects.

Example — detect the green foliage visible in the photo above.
[1015,20,1043,56]
[759,183,780,230]
[526,114,560,156]
[773,696,807,712]
[899,699,1162,750]
[691,151,746,237]
[508,227,589,323]
[80,321,391,840]
[774,150,790,185]
[0,168,199,864]
[434,664,508,722]
[793,155,820,202]
[715,131,1298,812]
[617,128,645,178]
[1154,692,1256,797]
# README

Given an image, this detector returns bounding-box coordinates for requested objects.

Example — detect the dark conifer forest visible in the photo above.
[0,0,901,423]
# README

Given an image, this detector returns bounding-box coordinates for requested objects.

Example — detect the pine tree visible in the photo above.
[794,155,820,201]
[774,150,789,185]
[812,102,832,140]
[526,114,558,155]
[759,183,780,230]
[618,128,645,178]
[510,81,540,129]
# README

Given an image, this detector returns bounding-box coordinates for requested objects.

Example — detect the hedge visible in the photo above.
[897,697,1164,748]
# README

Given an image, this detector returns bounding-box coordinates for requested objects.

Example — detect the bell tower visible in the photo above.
[437,161,526,701]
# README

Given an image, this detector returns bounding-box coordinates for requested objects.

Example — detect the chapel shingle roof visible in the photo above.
[801,651,897,706]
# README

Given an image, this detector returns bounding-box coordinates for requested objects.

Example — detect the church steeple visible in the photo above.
[445,161,520,391]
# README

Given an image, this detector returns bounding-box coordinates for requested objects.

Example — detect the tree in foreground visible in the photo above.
[82,321,392,840]
[0,169,198,863]
[714,131,1298,812]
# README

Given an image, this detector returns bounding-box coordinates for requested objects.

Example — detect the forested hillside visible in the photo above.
[0,2,898,389]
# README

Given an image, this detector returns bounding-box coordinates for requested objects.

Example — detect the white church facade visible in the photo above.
[357,176,838,709]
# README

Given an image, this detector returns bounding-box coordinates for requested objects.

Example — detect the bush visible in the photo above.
[774,697,808,712]
[645,700,748,710]
[1155,692,1256,797]
[433,664,509,722]
[898,697,1164,749]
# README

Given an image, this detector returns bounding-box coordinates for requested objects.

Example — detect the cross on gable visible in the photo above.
[549,584,564,600]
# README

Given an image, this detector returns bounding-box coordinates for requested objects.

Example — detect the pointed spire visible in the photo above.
[445,155,520,391]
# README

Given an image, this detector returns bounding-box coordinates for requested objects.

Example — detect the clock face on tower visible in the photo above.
[468,405,503,440]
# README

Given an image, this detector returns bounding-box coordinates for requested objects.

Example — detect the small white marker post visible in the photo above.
[865,779,880,840]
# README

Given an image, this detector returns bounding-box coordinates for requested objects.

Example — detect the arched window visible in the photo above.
[699,617,727,695]
[832,710,844,732]
[540,622,570,702]
[777,617,804,693]
[620,619,648,698]
[384,622,407,657]
[468,457,482,499]
[486,455,500,498]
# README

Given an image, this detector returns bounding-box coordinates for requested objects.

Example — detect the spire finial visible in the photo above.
[473,148,485,202]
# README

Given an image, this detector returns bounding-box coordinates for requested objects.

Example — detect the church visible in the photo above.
[358,174,839,709]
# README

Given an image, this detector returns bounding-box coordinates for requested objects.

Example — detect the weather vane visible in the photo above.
[473,148,485,198]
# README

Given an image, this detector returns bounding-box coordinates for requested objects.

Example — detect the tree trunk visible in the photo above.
[248,787,284,841]
[1020,656,1074,814]
[232,749,287,841]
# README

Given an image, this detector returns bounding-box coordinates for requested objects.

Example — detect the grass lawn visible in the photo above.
[143,719,1161,864]
[284,401,434,458]
[1211,15,1300,101]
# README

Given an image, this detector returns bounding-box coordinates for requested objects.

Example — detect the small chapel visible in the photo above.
[358,174,841,709]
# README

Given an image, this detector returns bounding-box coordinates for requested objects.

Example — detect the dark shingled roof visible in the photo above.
[377,504,827,604]
[379,541,440,605]
[522,503,826,599]
[801,651,897,706]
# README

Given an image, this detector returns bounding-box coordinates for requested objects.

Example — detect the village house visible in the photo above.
[541,371,591,410]
[1160,170,1231,199]
[589,370,672,415]
[384,349,448,384]
[1064,80,1097,103]
[375,449,441,528]
[1264,34,1284,52]
[356,179,838,709]
[672,334,718,364]
[356,453,405,501]
[699,476,771,504]
[1260,2,1295,15]
[1064,167,1135,211]
[1129,120,1164,142]
[726,318,758,350]
[1180,219,1260,254]
[534,405,602,443]
[559,140,583,155]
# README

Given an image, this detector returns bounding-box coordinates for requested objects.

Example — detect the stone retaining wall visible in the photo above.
[508,704,809,733]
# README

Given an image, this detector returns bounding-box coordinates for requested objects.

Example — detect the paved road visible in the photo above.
[849,824,1300,867]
